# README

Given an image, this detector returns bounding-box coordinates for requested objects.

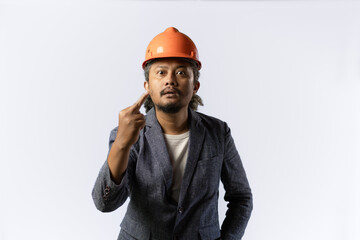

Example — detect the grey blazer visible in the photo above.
[92,108,253,240]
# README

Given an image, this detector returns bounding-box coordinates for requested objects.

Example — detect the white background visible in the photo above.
[0,0,359,239]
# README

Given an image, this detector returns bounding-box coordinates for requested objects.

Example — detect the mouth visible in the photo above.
[160,88,181,97]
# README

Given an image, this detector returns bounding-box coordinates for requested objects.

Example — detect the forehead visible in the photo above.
[150,58,191,69]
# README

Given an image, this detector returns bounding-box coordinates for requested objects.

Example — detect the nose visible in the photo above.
[165,72,178,86]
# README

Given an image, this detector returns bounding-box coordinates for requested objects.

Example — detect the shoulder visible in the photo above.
[192,111,229,132]
[195,111,224,123]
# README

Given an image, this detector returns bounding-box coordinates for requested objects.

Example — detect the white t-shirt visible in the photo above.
[163,131,190,202]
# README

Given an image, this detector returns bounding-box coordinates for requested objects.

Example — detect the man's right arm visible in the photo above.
[91,92,149,212]
[107,139,132,184]
[107,92,149,183]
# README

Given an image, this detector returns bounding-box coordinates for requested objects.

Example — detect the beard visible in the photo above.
[155,87,184,113]
[156,102,182,114]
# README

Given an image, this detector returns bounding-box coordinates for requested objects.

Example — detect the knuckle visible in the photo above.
[118,111,126,118]
[125,118,132,125]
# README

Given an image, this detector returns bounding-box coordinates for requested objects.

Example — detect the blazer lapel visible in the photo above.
[144,109,173,197]
[178,109,205,203]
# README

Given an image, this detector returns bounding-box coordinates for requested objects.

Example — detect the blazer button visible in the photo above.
[178,207,184,214]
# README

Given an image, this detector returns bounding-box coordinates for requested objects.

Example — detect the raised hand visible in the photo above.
[114,92,149,148]
[107,92,149,184]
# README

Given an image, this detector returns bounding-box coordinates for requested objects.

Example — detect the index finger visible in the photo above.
[132,92,149,112]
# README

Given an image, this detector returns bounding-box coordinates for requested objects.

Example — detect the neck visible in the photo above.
[155,106,189,135]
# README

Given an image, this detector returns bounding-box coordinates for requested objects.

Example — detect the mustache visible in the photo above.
[160,87,182,96]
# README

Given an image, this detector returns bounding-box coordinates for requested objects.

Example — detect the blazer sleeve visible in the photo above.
[91,127,136,212]
[220,124,253,240]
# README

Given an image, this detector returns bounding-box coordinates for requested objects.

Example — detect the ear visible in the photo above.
[193,81,200,94]
[144,81,149,92]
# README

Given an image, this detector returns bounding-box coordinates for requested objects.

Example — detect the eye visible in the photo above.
[176,71,186,76]
[156,70,166,77]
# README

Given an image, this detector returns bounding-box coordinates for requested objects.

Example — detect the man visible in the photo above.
[92,27,253,240]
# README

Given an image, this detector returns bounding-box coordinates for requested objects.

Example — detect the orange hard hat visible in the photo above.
[142,27,201,70]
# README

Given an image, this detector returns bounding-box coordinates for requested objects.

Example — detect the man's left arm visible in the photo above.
[220,124,253,240]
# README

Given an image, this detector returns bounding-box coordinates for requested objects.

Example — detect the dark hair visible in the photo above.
[143,58,203,113]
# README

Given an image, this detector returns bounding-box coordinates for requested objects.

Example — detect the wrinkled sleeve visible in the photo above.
[91,127,137,212]
[220,123,253,240]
